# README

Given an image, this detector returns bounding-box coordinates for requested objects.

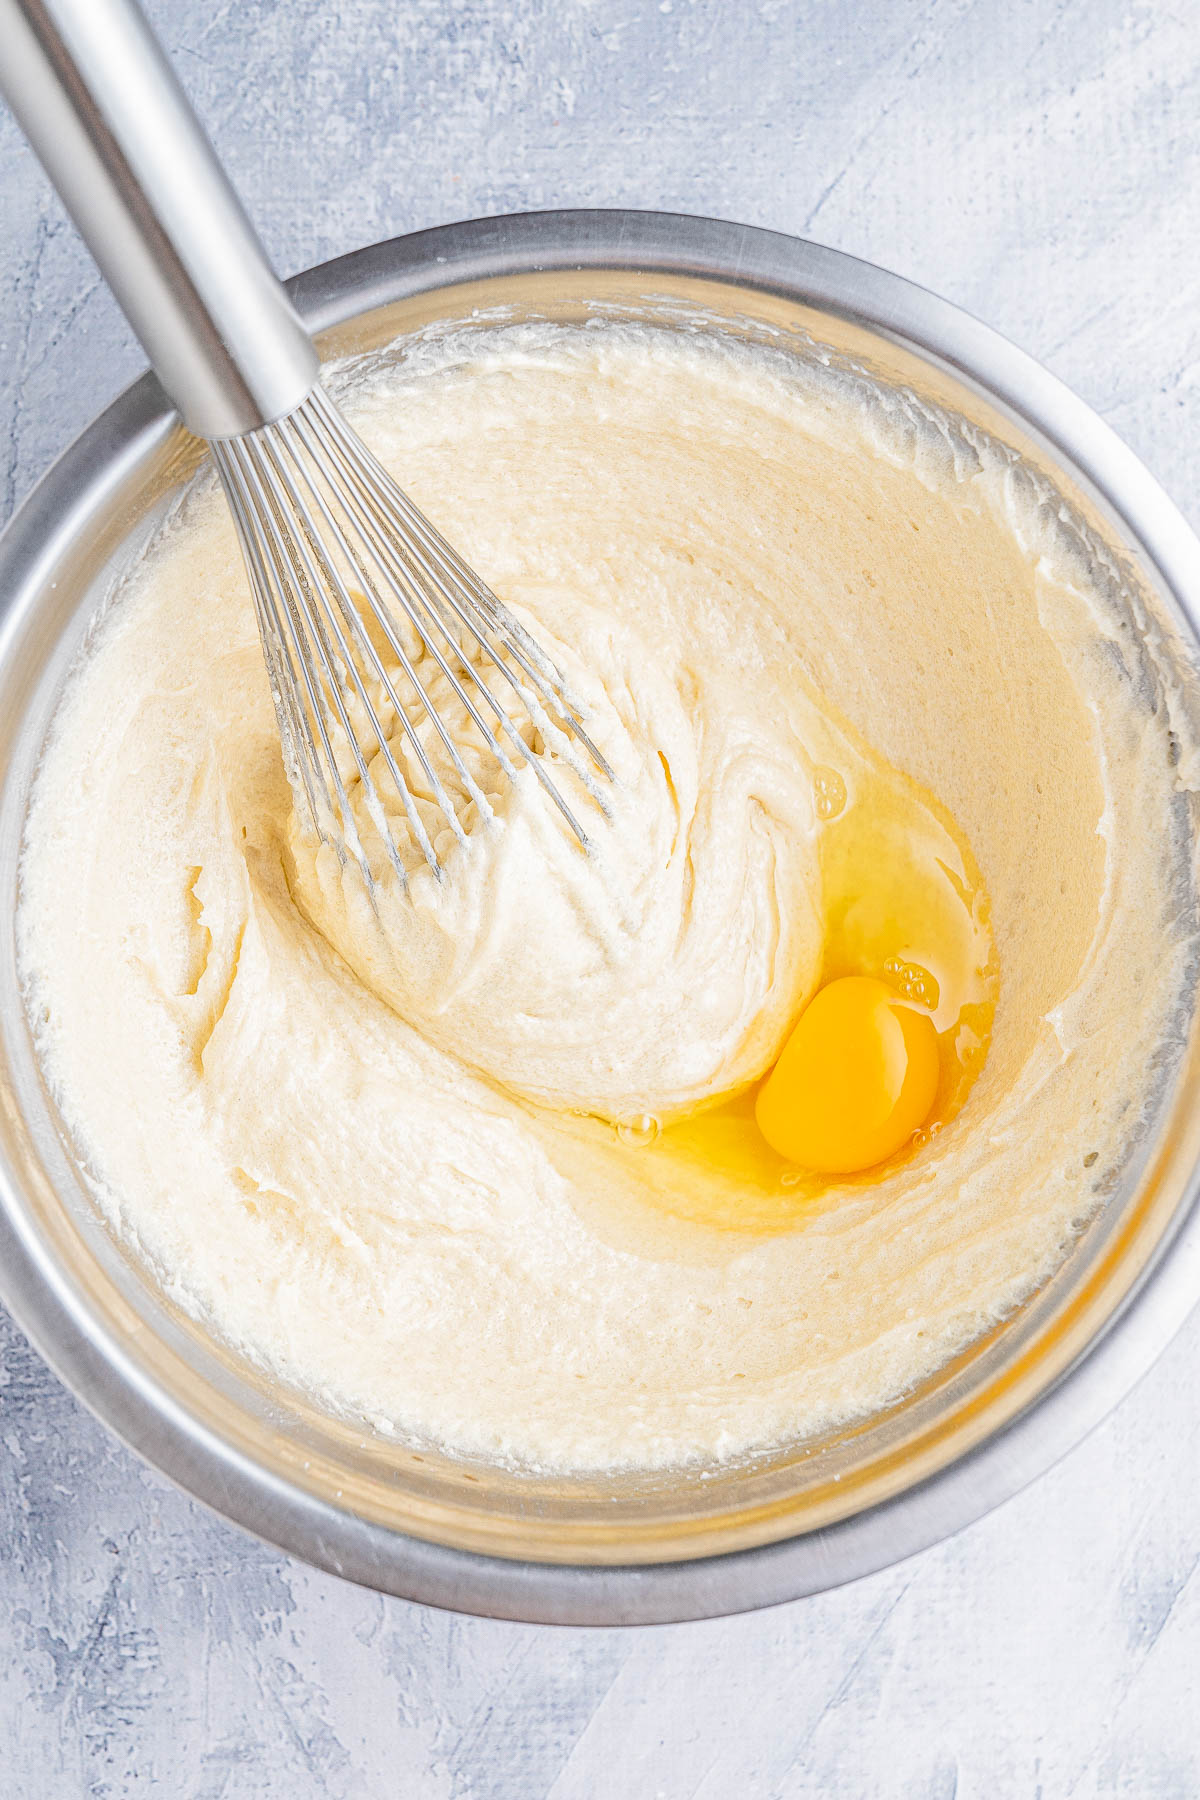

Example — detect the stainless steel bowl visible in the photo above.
[3,210,1200,1627]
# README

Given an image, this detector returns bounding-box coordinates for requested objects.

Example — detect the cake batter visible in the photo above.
[17,322,1197,1471]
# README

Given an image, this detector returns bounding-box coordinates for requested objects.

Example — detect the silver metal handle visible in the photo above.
[0,0,318,438]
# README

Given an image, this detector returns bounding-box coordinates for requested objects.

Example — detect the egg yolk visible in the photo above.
[755,975,940,1174]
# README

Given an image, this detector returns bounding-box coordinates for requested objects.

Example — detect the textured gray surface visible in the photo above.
[2,0,1200,1793]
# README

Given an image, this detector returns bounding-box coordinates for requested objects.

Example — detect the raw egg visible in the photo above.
[595,715,997,1233]
[755,975,939,1173]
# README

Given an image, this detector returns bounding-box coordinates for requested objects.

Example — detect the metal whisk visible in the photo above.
[1,0,611,884]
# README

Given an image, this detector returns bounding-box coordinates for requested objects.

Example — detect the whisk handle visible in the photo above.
[0,0,318,439]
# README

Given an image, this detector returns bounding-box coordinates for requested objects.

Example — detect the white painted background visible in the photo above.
[1,2,1198,1792]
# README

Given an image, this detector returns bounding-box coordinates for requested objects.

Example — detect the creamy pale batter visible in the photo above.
[17,320,1199,1472]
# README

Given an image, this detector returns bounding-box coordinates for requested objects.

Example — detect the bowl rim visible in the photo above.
[2,207,1200,1626]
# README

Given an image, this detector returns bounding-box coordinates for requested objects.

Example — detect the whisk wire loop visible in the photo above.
[307,386,614,782]
[212,382,612,883]
[218,431,407,890]
[244,425,467,870]
[217,437,374,878]
[297,390,614,826]
[283,407,524,796]
[255,438,439,882]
